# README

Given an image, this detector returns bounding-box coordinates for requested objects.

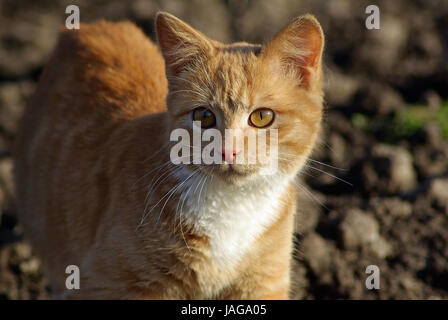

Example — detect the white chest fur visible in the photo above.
[174,169,290,270]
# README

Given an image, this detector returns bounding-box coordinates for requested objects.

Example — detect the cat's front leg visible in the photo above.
[220,274,291,300]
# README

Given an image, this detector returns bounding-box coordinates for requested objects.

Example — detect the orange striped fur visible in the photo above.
[14,12,324,299]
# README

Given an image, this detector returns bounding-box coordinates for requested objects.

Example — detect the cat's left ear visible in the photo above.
[262,15,324,90]
[155,12,213,78]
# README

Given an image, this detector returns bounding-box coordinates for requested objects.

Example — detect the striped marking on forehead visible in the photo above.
[207,50,259,113]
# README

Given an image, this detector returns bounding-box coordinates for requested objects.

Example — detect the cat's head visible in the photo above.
[156,12,324,185]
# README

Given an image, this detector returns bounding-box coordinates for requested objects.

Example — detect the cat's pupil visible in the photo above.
[193,107,216,128]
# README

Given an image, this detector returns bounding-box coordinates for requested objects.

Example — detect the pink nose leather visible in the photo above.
[221,147,239,163]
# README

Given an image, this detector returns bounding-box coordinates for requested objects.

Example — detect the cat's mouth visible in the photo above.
[200,163,261,183]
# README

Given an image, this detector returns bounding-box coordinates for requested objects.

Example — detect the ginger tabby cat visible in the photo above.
[14,12,325,299]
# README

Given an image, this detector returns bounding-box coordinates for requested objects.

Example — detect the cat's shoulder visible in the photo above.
[40,20,168,116]
[54,20,160,66]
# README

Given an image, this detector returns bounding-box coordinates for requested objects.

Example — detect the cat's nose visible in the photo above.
[221,147,239,164]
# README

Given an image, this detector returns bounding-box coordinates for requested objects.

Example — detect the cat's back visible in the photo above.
[15,20,168,201]
[13,21,168,282]
[15,20,168,181]
[27,21,167,121]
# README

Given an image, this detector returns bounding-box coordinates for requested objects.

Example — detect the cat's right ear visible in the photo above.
[262,15,324,91]
[155,12,213,77]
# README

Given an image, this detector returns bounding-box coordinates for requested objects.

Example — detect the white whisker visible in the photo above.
[304,164,352,186]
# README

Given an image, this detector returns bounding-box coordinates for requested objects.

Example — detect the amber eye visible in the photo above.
[192,107,216,128]
[249,108,275,128]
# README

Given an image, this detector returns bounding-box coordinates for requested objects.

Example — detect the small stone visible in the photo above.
[429,178,448,212]
[325,69,359,107]
[0,12,59,77]
[0,83,23,135]
[0,158,14,202]
[301,232,333,277]
[369,236,393,259]
[340,209,380,250]
[424,90,441,111]
[370,144,417,193]
[384,198,413,218]
[358,14,409,75]
[14,243,32,260]
[19,258,40,275]
[399,273,424,295]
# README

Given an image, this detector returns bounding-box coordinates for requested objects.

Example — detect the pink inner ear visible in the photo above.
[298,29,322,71]
[288,22,323,88]
[265,16,324,89]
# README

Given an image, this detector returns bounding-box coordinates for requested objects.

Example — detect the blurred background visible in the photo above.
[0,0,447,299]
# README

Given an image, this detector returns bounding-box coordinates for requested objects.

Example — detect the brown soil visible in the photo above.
[1,0,447,299]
